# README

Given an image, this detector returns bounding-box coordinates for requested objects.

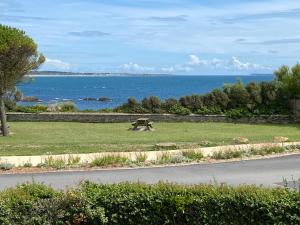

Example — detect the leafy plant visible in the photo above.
[91,155,128,167]
[212,150,243,159]
[135,152,147,163]
[43,156,66,169]
[182,150,204,160]
[0,162,14,170]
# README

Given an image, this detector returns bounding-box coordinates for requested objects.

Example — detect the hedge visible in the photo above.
[0,182,299,225]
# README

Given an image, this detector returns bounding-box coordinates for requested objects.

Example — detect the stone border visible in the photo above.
[6,112,300,124]
[1,142,299,167]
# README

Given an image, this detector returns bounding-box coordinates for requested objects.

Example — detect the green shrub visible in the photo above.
[91,155,128,167]
[0,162,14,170]
[210,88,230,109]
[246,82,262,110]
[135,152,147,163]
[179,95,204,112]
[0,183,107,225]
[225,108,251,119]
[0,182,299,225]
[212,150,243,159]
[182,150,204,160]
[223,81,250,109]
[43,156,66,169]
[58,101,77,112]
[196,106,222,115]
[23,162,32,168]
[67,155,81,166]
[142,96,161,113]
[249,146,285,156]
[156,152,172,164]
[162,98,179,112]
[167,104,191,115]
[15,105,47,113]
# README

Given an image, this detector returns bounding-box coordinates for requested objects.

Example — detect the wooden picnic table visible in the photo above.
[131,118,153,130]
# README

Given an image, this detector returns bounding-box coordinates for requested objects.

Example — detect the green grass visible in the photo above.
[0,122,299,156]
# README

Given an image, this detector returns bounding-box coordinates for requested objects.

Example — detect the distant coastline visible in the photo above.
[28,71,273,77]
[29,71,171,77]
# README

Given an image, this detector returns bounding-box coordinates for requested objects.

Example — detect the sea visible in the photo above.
[17,75,273,110]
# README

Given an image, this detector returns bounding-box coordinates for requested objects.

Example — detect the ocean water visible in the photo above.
[17,75,273,110]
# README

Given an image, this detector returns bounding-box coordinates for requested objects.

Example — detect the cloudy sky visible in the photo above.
[1,0,300,75]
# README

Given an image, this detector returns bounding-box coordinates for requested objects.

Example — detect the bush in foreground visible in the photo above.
[0,182,299,225]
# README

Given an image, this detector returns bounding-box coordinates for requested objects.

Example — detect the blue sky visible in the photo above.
[1,0,300,75]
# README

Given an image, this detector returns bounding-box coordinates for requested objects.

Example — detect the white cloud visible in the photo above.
[121,62,154,72]
[160,54,273,74]
[188,54,223,68]
[227,56,271,70]
[44,58,71,70]
[161,64,193,74]
[161,66,175,73]
[188,54,207,65]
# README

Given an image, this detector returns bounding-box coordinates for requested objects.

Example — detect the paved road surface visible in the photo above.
[0,155,300,190]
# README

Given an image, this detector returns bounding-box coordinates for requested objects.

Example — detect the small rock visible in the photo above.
[21,96,39,102]
[98,97,111,102]
[82,97,97,101]
[155,143,177,150]
[274,136,289,143]
[233,137,249,144]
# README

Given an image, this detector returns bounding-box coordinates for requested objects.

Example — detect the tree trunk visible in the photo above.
[0,95,9,136]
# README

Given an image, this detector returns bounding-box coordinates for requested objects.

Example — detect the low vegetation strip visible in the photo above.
[0,142,299,172]
[0,182,299,225]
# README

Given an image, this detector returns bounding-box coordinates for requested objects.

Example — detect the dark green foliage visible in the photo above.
[260,81,279,105]
[275,64,300,99]
[249,146,285,156]
[114,97,145,113]
[246,82,262,110]
[162,98,179,112]
[211,150,244,159]
[196,106,222,115]
[223,81,250,109]
[142,96,161,113]
[0,25,45,136]
[0,183,107,225]
[14,105,47,113]
[225,108,251,119]
[1,182,299,225]
[179,95,203,112]
[210,88,230,109]
[167,104,191,115]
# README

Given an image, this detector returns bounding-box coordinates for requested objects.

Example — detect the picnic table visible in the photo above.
[131,118,154,131]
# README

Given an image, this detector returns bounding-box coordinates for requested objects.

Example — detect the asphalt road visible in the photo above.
[0,155,300,191]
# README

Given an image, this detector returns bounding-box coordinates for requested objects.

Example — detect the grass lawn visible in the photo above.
[0,122,299,156]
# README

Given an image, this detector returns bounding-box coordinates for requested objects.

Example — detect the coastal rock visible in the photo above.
[82,97,111,102]
[82,97,98,101]
[98,97,111,102]
[21,96,40,102]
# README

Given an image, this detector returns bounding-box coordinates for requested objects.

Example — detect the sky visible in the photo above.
[1,0,300,75]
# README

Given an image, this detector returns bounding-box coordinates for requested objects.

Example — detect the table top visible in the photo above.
[136,118,150,121]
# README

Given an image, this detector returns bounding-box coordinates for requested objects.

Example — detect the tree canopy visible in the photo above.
[0,24,44,136]
[274,63,300,99]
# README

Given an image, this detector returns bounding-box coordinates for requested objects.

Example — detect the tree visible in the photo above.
[274,64,300,100]
[223,81,250,109]
[142,96,161,113]
[246,82,262,110]
[0,25,45,136]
